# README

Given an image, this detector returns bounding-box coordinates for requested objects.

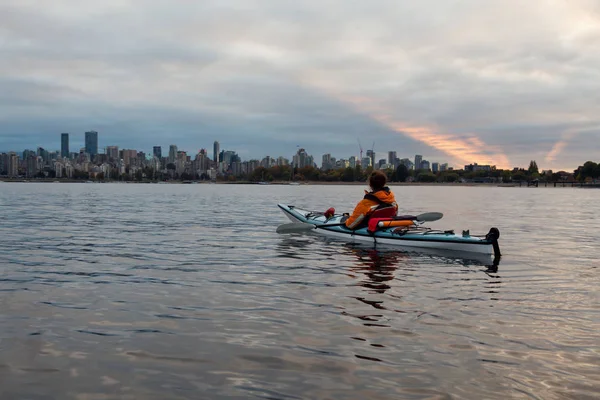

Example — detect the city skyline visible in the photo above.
[1,1,599,171]
[5,131,456,170]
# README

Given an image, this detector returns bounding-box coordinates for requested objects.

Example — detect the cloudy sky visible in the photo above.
[1,0,599,170]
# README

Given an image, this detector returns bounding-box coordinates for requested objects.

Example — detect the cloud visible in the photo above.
[1,0,599,170]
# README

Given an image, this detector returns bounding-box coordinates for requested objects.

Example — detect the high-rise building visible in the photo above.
[400,158,414,170]
[366,150,375,169]
[261,155,273,168]
[349,156,356,168]
[169,145,177,163]
[85,131,98,157]
[432,162,440,173]
[23,149,35,160]
[421,160,430,171]
[153,146,162,159]
[388,151,397,166]
[322,153,332,170]
[276,156,289,166]
[415,155,423,170]
[8,153,19,177]
[37,147,49,163]
[292,148,314,169]
[440,163,448,172]
[213,141,220,163]
[0,153,8,174]
[26,155,39,178]
[122,149,138,166]
[193,151,210,174]
[106,146,119,161]
[361,157,371,169]
[61,133,69,158]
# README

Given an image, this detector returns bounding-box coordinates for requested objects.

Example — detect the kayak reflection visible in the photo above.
[344,241,501,274]
[345,246,406,294]
[276,236,501,273]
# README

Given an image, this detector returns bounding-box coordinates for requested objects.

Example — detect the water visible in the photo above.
[0,183,598,399]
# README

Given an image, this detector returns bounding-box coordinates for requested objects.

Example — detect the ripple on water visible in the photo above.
[0,183,599,399]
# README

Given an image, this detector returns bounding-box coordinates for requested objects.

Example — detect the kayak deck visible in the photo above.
[277,204,500,256]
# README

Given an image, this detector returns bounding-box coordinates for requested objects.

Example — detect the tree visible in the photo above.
[528,160,539,174]
[250,166,268,182]
[166,163,176,171]
[96,172,105,181]
[135,170,143,181]
[417,172,436,182]
[341,167,355,182]
[394,164,409,182]
[512,171,527,182]
[354,165,363,181]
[580,161,599,180]
[439,172,459,183]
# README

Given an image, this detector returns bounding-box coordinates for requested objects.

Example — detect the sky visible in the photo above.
[1,0,599,171]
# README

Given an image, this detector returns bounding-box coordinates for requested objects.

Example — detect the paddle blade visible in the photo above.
[416,212,443,222]
[276,222,316,234]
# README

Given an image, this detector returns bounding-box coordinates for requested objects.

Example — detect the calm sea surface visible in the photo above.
[0,183,598,399]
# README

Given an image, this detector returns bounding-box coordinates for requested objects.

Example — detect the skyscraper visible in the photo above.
[61,133,69,158]
[366,150,375,169]
[153,146,162,159]
[169,145,177,163]
[213,141,220,163]
[8,153,19,177]
[322,153,332,170]
[106,146,119,161]
[37,147,49,163]
[26,154,39,178]
[292,148,313,169]
[0,153,8,174]
[85,131,98,157]
[414,155,423,170]
[388,151,397,166]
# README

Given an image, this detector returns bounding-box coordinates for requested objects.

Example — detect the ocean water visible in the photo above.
[0,182,598,399]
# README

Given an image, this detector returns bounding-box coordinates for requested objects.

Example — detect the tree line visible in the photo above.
[17,159,600,183]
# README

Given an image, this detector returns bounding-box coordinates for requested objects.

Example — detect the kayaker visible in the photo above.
[344,170,398,229]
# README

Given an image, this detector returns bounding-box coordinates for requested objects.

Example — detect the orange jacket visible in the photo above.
[345,187,398,229]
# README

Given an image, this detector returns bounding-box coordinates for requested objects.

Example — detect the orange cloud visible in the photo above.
[342,95,511,168]
[545,140,569,164]
[297,72,511,168]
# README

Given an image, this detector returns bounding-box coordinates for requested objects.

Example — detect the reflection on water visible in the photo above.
[1,183,599,399]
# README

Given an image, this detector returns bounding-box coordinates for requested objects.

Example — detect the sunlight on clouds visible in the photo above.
[304,84,512,168]
[546,126,599,164]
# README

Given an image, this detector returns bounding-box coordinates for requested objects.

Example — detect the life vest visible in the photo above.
[345,187,398,229]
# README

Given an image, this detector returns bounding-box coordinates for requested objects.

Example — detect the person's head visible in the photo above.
[368,170,387,191]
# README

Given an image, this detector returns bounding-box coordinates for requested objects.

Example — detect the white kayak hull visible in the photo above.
[277,204,500,256]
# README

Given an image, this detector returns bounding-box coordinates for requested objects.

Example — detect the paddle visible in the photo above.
[276,222,345,233]
[276,212,443,234]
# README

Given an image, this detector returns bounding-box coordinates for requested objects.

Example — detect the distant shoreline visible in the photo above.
[1,178,595,188]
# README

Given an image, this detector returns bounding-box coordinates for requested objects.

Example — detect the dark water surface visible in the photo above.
[1,183,598,399]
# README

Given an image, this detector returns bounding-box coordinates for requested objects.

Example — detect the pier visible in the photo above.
[520,180,599,188]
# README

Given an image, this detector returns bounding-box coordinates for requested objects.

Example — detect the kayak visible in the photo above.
[277,204,501,257]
